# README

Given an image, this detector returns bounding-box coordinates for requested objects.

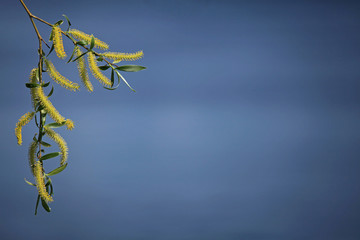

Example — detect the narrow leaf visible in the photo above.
[98,65,110,70]
[54,20,63,26]
[62,14,71,28]
[72,51,88,62]
[34,195,40,215]
[49,29,54,41]
[40,141,52,147]
[111,69,114,87]
[115,70,136,92]
[24,178,36,187]
[67,46,77,63]
[25,83,40,88]
[47,163,68,176]
[90,35,95,50]
[116,65,146,72]
[47,86,54,97]
[47,44,54,57]
[40,152,60,161]
[42,82,50,87]
[41,198,51,212]
[76,40,88,46]
[45,121,66,128]
[104,68,121,90]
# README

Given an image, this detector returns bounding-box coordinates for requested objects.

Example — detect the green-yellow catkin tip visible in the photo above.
[75,46,93,92]
[53,26,67,59]
[102,50,144,62]
[65,119,75,130]
[34,161,53,202]
[44,126,68,165]
[28,141,38,176]
[88,52,112,87]
[15,112,35,145]
[68,29,109,50]
[45,59,80,91]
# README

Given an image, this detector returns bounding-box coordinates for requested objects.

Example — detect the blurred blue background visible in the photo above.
[1,0,360,239]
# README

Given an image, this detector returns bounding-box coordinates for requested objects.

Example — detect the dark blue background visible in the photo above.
[1,0,360,239]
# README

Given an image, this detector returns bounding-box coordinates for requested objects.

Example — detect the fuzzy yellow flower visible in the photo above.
[29,68,39,109]
[65,119,75,131]
[68,29,109,50]
[44,126,68,165]
[88,52,112,87]
[102,50,143,62]
[45,59,80,91]
[75,46,93,92]
[34,161,53,202]
[28,141,38,176]
[33,85,66,124]
[53,26,67,59]
[15,112,35,145]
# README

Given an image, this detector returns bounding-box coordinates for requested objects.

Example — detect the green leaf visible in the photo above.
[42,82,50,87]
[47,86,54,97]
[47,163,68,176]
[116,65,147,72]
[104,68,121,90]
[45,121,66,128]
[72,51,88,62]
[67,46,77,63]
[49,182,54,196]
[47,44,54,56]
[62,14,71,30]
[115,70,136,92]
[90,35,95,50]
[34,195,40,215]
[76,40,88,46]
[98,65,110,70]
[54,20,63,26]
[40,152,60,161]
[49,29,54,41]
[24,178,36,187]
[40,141,52,147]
[41,198,51,212]
[111,69,115,87]
[97,57,103,62]
[25,83,40,88]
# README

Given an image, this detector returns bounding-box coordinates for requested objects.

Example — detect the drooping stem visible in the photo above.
[20,0,118,68]
[19,0,45,159]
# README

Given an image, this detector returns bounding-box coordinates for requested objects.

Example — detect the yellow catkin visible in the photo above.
[29,68,39,109]
[68,29,109,50]
[53,26,67,59]
[88,52,112,87]
[75,46,93,92]
[44,126,68,165]
[102,51,144,62]
[65,119,75,131]
[45,59,80,91]
[28,141,38,176]
[34,161,53,202]
[33,85,66,124]
[15,112,35,145]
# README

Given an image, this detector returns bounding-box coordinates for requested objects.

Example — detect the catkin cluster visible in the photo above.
[17,13,144,213]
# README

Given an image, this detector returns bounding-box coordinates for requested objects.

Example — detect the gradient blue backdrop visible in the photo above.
[1,0,360,239]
